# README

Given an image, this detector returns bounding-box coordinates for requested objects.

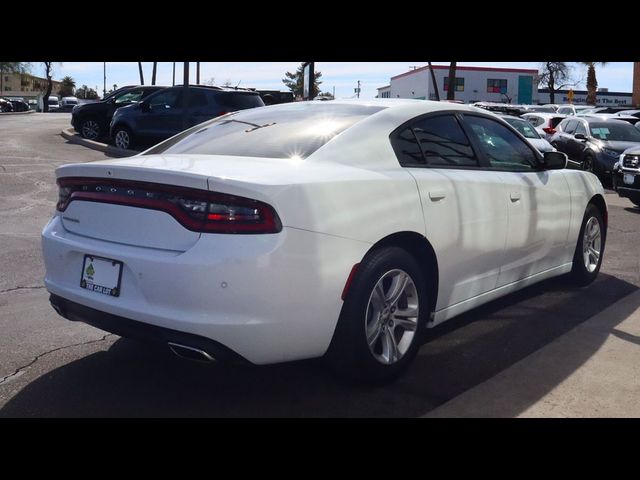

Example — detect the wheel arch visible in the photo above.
[588,193,607,229]
[364,231,439,317]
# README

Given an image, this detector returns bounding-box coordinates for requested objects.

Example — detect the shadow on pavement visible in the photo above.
[1,273,636,417]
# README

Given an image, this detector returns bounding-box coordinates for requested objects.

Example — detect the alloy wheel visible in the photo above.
[365,269,419,365]
[81,120,100,140]
[583,216,602,273]
[114,130,130,149]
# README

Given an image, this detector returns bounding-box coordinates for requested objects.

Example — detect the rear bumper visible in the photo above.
[49,293,248,363]
[42,215,369,364]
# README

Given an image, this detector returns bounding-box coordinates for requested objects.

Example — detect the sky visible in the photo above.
[48,62,636,99]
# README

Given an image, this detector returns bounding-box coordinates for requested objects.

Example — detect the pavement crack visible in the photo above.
[0,334,114,386]
[0,285,46,295]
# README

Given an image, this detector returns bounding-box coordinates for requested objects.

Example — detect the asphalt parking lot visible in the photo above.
[1,113,640,417]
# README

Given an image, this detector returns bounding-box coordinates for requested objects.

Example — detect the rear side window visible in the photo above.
[188,90,208,107]
[392,114,478,167]
[144,103,385,159]
[550,117,564,128]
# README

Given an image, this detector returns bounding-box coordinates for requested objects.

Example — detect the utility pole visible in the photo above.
[172,62,175,86]
[356,80,361,98]
[103,62,106,98]
[197,62,200,84]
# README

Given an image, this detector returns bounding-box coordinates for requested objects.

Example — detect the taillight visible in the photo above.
[543,126,556,135]
[56,177,282,234]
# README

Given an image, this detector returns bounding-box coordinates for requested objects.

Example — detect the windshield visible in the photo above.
[48,98,58,104]
[590,122,640,141]
[145,103,386,159]
[503,118,540,139]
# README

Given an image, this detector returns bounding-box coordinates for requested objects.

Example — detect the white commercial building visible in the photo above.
[377,65,539,104]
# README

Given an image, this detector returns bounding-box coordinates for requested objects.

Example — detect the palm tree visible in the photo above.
[59,76,76,97]
[581,62,607,105]
[151,62,157,85]
[138,62,145,85]
[447,62,457,101]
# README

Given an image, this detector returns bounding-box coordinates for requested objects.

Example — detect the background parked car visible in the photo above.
[6,97,29,112]
[0,97,14,112]
[556,104,593,116]
[550,117,640,178]
[72,85,165,140]
[110,85,265,150]
[612,146,640,207]
[37,95,59,112]
[59,96,79,112]
[499,115,556,153]
[521,112,567,140]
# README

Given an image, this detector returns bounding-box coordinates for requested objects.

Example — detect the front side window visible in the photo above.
[115,89,144,104]
[464,115,538,171]
[563,120,578,134]
[574,122,587,136]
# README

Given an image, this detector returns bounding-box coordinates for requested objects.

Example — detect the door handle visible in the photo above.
[428,190,446,201]
[510,191,521,202]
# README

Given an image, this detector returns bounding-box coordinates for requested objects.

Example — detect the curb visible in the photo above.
[0,110,36,115]
[60,128,140,157]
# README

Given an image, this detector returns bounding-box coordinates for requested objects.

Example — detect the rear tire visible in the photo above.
[80,118,101,140]
[326,247,428,385]
[570,204,605,286]
[113,125,134,150]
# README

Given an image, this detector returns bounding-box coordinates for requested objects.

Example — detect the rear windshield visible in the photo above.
[551,117,564,128]
[589,122,640,141]
[145,103,386,159]
[215,92,264,110]
[529,106,555,113]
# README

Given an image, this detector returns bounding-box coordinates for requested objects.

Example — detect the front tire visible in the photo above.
[582,154,595,174]
[326,247,428,384]
[570,204,605,286]
[113,125,134,150]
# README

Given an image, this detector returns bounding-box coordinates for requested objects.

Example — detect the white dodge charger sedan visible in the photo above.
[42,100,607,383]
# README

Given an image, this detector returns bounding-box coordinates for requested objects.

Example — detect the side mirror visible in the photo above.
[574,133,587,140]
[542,151,567,170]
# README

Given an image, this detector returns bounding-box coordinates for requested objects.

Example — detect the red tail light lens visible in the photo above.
[56,177,282,234]
[543,127,556,135]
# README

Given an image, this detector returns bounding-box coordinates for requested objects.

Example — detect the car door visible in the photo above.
[138,89,184,142]
[555,119,578,156]
[567,120,589,160]
[392,113,509,310]
[460,114,572,287]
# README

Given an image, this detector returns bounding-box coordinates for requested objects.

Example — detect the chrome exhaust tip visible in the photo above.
[168,342,216,363]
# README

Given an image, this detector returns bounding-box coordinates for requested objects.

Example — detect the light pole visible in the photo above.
[103,62,106,98]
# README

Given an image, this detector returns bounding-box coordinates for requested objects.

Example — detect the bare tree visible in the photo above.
[204,77,216,86]
[446,62,457,101]
[42,62,54,112]
[428,62,440,101]
[537,62,576,104]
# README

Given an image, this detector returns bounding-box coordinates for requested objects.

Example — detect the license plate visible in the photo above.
[624,174,636,185]
[80,255,123,297]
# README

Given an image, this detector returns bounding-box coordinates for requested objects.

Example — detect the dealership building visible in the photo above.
[377,65,539,104]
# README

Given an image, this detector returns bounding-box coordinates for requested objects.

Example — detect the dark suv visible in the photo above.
[549,116,640,178]
[109,85,265,150]
[71,85,165,140]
